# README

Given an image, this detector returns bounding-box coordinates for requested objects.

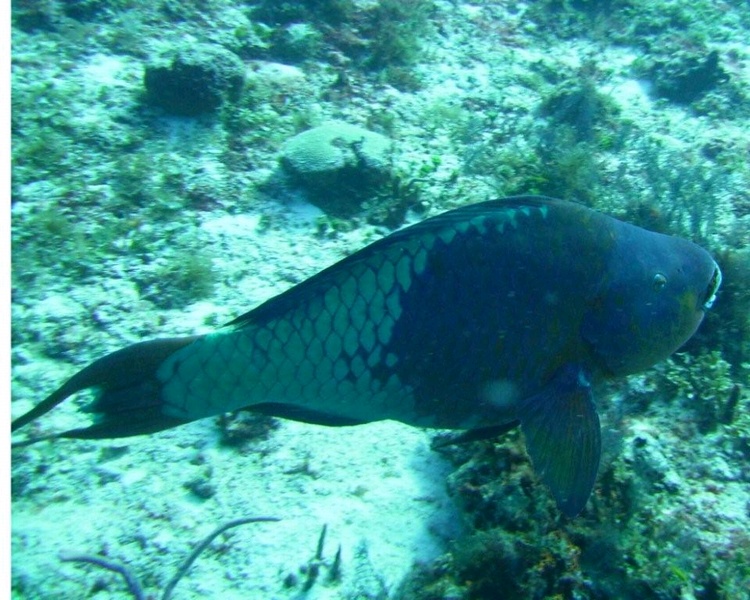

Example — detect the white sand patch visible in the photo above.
[12,419,462,599]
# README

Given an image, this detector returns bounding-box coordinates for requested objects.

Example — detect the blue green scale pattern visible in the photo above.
[156,228,444,424]
[155,202,551,427]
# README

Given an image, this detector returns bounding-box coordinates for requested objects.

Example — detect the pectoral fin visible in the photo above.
[518,365,600,517]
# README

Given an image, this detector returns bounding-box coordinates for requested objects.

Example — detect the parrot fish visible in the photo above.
[11,196,722,516]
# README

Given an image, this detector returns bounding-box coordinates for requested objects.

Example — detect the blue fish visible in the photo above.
[12,197,721,516]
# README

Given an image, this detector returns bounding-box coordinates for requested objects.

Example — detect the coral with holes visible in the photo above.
[144,42,245,116]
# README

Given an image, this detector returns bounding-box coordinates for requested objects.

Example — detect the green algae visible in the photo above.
[136,252,216,310]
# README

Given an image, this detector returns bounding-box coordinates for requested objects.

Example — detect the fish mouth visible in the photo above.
[702,262,722,310]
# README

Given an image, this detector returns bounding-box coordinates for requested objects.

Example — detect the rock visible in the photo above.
[280,122,394,216]
[144,43,245,116]
[648,49,728,104]
[270,23,323,63]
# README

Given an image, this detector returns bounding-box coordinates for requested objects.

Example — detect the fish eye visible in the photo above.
[652,273,667,291]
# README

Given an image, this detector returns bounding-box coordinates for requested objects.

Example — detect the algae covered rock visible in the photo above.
[644,48,728,104]
[144,43,245,116]
[280,122,394,216]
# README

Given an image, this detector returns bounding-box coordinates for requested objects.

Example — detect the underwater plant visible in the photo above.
[61,517,279,600]
[283,524,343,592]
[539,71,621,144]
[135,252,216,310]
[251,0,433,73]
[361,0,434,70]
[655,350,735,433]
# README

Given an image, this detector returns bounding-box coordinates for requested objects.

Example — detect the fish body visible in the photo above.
[12,196,721,516]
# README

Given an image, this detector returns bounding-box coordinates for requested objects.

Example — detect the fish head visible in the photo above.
[583,226,721,376]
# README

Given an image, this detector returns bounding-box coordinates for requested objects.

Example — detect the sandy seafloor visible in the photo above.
[11,201,464,599]
[9,1,750,599]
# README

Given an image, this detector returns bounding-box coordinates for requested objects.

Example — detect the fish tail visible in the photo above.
[11,336,199,443]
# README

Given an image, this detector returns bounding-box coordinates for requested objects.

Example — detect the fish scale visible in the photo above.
[161,202,546,426]
[12,197,721,517]
[157,231,434,423]
[157,207,560,421]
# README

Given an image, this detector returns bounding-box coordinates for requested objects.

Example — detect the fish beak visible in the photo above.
[702,262,722,311]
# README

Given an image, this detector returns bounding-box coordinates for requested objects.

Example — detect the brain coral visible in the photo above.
[280,121,394,215]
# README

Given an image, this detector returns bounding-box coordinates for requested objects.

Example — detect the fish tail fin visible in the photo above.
[11,336,199,443]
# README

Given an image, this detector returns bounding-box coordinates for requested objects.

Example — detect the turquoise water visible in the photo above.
[10,1,750,598]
